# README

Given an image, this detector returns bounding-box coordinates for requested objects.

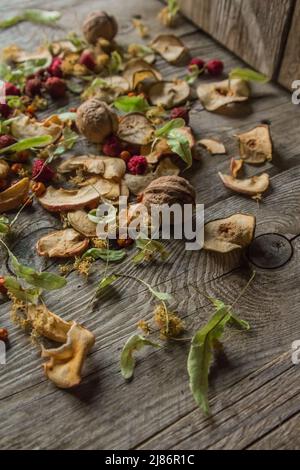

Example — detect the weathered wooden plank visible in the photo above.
[177,0,295,78]
[249,413,300,450]
[279,0,300,89]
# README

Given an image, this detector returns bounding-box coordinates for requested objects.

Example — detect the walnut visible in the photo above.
[141,175,196,208]
[76,98,118,143]
[83,11,118,44]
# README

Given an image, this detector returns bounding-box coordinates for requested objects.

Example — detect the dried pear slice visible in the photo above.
[219,172,270,197]
[59,155,126,181]
[197,79,250,112]
[36,228,89,258]
[118,113,155,145]
[123,59,162,89]
[148,80,190,109]
[230,159,244,178]
[11,114,62,145]
[0,178,30,213]
[151,35,188,64]
[27,304,71,343]
[198,139,226,155]
[67,210,97,238]
[237,125,273,164]
[204,214,256,253]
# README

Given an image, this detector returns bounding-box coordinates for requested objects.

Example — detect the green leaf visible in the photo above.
[167,0,180,16]
[167,129,193,168]
[120,334,161,380]
[109,51,123,74]
[0,9,61,30]
[67,32,87,51]
[0,135,53,155]
[229,314,250,331]
[57,112,77,122]
[53,127,78,156]
[6,95,24,110]
[66,80,84,94]
[4,277,40,303]
[148,287,173,302]
[155,118,185,138]
[133,238,170,264]
[229,68,269,83]
[114,95,150,113]
[188,306,231,414]
[0,216,10,234]
[97,274,119,293]
[82,248,127,262]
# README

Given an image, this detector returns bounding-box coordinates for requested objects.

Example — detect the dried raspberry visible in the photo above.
[0,327,8,341]
[45,77,66,99]
[0,103,12,118]
[25,77,43,97]
[206,59,224,76]
[188,57,205,71]
[32,159,55,183]
[79,51,96,70]
[47,57,63,78]
[5,82,20,96]
[170,107,190,125]
[127,155,148,175]
[102,135,121,157]
[0,134,16,149]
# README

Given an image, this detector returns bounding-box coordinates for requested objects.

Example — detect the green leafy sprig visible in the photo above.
[0,9,61,30]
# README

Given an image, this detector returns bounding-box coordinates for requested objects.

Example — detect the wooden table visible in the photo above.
[0,0,300,450]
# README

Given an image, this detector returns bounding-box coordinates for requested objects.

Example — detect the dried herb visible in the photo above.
[132,238,170,264]
[114,95,150,113]
[155,118,185,137]
[82,248,126,262]
[167,128,193,168]
[0,9,61,30]
[120,334,161,379]
[0,216,10,234]
[109,51,123,74]
[4,277,40,304]
[0,135,53,155]
[229,68,269,83]
[53,127,78,156]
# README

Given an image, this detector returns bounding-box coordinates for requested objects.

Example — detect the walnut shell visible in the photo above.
[83,11,118,44]
[141,176,196,208]
[76,98,118,143]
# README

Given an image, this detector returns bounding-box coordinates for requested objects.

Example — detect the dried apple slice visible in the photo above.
[197,79,250,112]
[236,125,273,164]
[199,139,226,155]
[141,127,195,163]
[0,160,10,179]
[27,304,71,343]
[36,228,89,258]
[39,180,112,212]
[148,80,190,109]
[11,114,62,145]
[118,113,155,145]
[132,69,159,91]
[123,59,162,89]
[0,177,30,213]
[59,155,126,181]
[83,76,130,103]
[67,210,97,238]
[230,158,243,178]
[151,35,188,64]
[41,322,95,389]
[204,214,256,253]
[219,172,270,197]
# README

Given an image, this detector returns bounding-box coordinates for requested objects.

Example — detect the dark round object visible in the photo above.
[247,233,293,269]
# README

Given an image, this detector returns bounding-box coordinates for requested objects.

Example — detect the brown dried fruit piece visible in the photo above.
[123,59,162,89]
[124,157,180,195]
[198,139,226,155]
[0,160,10,179]
[148,80,190,109]
[82,76,129,103]
[38,180,112,212]
[59,155,126,181]
[76,98,118,143]
[237,125,273,164]
[141,175,195,207]
[83,11,118,44]
[67,210,97,238]
[11,114,62,145]
[151,35,189,64]
[118,113,155,145]
[197,79,250,112]
[204,214,256,253]
[42,322,95,389]
[219,172,270,198]
[230,159,243,178]
[36,228,89,258]
[27,304,70,343]
[0,178,30,213]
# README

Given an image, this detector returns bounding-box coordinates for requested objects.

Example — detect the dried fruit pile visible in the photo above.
[0,4,271,412]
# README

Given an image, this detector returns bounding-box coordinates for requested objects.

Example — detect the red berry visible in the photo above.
[5,82,20,96]
[25,77,43,97]
[32,159,55,183]
[206,59,224,76]
[45,77,66,99]
[0,135,16,149]
[0,104,12,118]
[102,135,121,157]
[47,58,63,78]
[79,51,96,70]
[127,155,148,175]
[188,58,205,71]
[170,107,190,125]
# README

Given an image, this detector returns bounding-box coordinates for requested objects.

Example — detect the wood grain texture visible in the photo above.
[178,0,295,78]
[279,0,300,89]
[0,0,300,450]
